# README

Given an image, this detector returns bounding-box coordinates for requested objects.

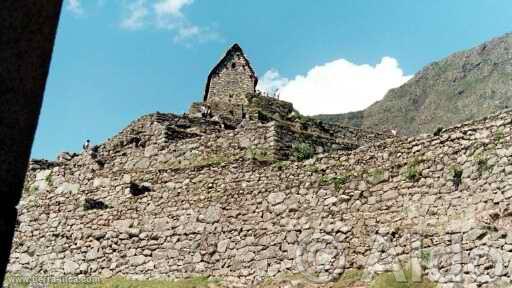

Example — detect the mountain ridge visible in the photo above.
[315,32,512,135]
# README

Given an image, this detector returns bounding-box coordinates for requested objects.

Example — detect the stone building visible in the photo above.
[202,43,258,119]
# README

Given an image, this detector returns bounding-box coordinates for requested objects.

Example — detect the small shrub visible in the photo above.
[26,184,38,195]
[272,160,290,170]
[305,164,320,173]
[44,173,53,184]
[433,127,444,137]
[247,146,272,162]
[246,146,258,160]
[368,168,386,185]
[319,175,331,186]
[205,157,225,166]
[420,250,432,266]
[318,174,350,190]
[449,165,463,190]
[495,128,505,143]
[331,175,350,190]
[474,152,490,176]
[292,142,314,161]
[405,165,419,182]
[403,159,421,182]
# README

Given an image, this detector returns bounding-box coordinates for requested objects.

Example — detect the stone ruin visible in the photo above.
[187,43,389,159]
[199,43,258,121]
[9,44,512,288]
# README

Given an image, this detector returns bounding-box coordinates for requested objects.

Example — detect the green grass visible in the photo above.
[257,270,365,288]
[331,269,365,287]
[4,276,219,288]
[369,269,437,288]
[256,269,436,288]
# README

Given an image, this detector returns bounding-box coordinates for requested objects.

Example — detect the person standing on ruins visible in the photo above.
[83,139,91,152]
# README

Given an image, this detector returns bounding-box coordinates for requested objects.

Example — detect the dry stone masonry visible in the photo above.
[9,44,512,288]
[200,44,258,120]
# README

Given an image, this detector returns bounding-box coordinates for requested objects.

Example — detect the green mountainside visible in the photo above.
[315,32,512,135]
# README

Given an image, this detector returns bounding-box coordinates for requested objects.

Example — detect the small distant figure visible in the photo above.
[83,139,91,151]
[391,129,398,136]
[200,104,211,119]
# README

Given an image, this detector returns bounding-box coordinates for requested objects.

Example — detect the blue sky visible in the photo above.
[33,0,512,159]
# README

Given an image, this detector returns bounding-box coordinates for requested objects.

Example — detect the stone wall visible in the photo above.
[246,93,294,122]
[321,122,391,146]
[9,109,512,287]
[272,122,358,160]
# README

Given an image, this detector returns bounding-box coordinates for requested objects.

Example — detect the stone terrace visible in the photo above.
[8,108,512,287]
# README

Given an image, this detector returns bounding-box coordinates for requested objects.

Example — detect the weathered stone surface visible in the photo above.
[217,240,229,253]
[268,192,286,205]
[129,255,146,267]
[204,206,222,224]
[63,260,79,275]
[55,182,80,194]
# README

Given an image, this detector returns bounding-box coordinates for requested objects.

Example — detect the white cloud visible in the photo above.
[66,0,84,15]
[257,69,289,96]
[258,57,413,116]
[153,0,220,44]
[120,0,149,30]
[118,0,220,44]
[154,0,193,18]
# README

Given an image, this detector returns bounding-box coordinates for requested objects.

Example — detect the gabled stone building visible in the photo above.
[202,43,258,119]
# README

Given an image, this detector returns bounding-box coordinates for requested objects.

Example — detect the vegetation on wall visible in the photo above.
[292,142,314,161]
